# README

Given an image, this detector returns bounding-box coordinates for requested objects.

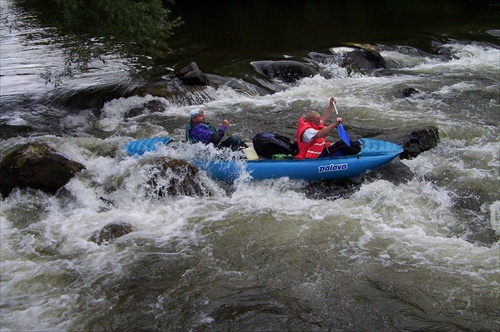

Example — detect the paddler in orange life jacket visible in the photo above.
[295,97,361,159]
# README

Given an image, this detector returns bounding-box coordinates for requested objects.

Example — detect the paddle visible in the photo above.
[332,101,351,146]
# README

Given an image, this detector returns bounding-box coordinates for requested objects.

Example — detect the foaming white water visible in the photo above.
[1,149,224,330]
[2,141,498,331]
[490,201,500,233]
[99,95,168,132]
[382,42,500,73]
[352,179,456,233]
[439,42,500,69]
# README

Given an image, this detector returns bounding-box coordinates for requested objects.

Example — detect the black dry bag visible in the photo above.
[252,132,298,159]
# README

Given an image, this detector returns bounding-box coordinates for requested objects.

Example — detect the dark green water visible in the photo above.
[167,0,498,76]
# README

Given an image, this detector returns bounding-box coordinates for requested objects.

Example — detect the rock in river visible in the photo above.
[0,143,85,198]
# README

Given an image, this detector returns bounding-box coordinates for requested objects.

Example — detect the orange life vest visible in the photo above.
[295,117,330,159]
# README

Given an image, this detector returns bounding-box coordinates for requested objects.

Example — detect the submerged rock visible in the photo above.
[124,100,166,118]
[144,157,206,197]
[0,143,85,198]
[90,222,133,245]
[131,77,216,106]
[399,87,420,98]
[0,122,33,140]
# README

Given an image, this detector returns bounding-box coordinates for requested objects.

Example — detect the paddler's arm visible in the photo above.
[208,119,229,145]
[312,117,342,139]
[320,97,336,124]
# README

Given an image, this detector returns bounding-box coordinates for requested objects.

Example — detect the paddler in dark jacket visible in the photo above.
[185,108,247,151]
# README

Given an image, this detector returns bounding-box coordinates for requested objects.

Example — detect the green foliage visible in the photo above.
[12,0,183,84]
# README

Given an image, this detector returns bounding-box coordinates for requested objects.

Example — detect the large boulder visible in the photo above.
[375,126,440,159]
[175,61,209,86]
[0,143,85,198]
[341,44,386,71]
[309,44,385,74]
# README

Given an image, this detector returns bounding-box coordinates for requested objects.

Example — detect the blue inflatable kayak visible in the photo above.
[125,137,403,181]
[125,137,172,156]
[191,138,402,181]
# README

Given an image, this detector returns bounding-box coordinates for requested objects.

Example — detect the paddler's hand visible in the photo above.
[333,117,343,126]
[329,97,336,106]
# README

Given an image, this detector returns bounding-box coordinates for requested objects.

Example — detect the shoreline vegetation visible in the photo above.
[8,0,183,85]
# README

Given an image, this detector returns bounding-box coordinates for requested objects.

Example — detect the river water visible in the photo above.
[1,0,499,331]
